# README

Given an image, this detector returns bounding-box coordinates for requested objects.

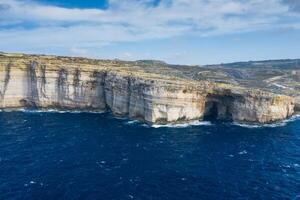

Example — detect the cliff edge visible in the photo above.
[0,52,295,124]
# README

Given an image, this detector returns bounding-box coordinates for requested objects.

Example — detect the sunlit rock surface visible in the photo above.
[0,52,295,124]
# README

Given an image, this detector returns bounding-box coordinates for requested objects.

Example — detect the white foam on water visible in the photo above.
[232,122,286,129]
[140,124,151,128]
[232,114,300,129]
[238,150,247,155]
[0,108,26,112]
[288,114,300,122]
[0,108,105,114]
[126,120,140,125]
[2,109,299,128]
[152,120,212,128]
[40,109,105,114]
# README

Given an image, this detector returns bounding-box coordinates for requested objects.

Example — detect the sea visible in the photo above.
[0,111,299,200]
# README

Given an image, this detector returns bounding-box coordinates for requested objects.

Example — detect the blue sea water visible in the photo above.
[0,111,300,200]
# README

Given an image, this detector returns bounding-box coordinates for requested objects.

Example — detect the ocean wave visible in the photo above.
[0,108,27,112]
[151,121,212,128]
[125,120,140,125]
[232,122,286,128]
[2,108,299,129]
[238,150,248,155]
[232,114,300,129]
[0,108,105,114]
[28,109,105,114]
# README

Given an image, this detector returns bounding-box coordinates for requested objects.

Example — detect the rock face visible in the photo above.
[205,89,294,123]
[0,53,295,124]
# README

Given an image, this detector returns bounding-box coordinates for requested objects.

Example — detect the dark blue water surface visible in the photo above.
[0,111,300,200]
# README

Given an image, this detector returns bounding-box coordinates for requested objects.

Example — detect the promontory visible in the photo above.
[1,52,299,124]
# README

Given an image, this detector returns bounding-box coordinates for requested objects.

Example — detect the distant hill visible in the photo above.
[206,59,300,69]
[135,60,167,65]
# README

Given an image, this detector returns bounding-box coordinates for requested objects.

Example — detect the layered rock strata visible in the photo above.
[0,53,295,124]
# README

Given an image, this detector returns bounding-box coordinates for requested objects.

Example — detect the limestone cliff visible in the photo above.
[0,53,295,124]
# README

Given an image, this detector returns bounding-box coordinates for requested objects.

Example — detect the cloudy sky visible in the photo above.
[0,0,300,64]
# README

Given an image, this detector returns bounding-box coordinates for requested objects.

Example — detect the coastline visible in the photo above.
[0,52,296,125]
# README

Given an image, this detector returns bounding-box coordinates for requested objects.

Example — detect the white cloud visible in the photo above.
[0,0,299,58]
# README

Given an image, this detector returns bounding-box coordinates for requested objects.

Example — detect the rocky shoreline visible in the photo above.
[0,52,295,124]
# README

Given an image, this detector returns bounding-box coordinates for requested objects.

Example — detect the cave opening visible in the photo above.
[203,95,233,122]
[204,101,218,121]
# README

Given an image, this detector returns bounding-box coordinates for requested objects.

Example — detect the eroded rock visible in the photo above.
[0,53,295,124]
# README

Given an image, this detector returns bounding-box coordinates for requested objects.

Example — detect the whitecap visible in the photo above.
[1,108,105,114]
[46,109,104,114]
[232,122,262,129]
[141,124,151,128]
[232,122,288,128]
[287,114,300,122]
[238,150,247,155]
[152,120,212,128]
[0,108,26,112]
[232,114,300,129]
[282,164,291,168]
[126,120,140,125]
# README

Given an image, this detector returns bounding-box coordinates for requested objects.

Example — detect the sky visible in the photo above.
[0,0,300,65]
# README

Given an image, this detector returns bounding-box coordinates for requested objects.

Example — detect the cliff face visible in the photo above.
[0,53,295,124]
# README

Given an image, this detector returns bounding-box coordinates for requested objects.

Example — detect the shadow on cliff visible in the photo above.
[203,94,233,122]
